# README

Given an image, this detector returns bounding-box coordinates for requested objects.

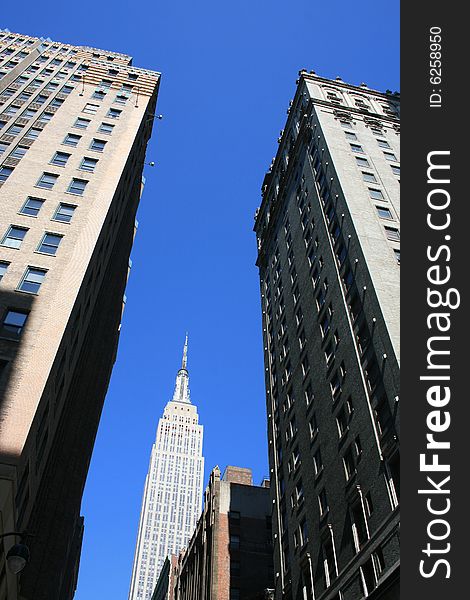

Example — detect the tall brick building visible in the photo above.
[0,30,160,599]
[254,71,400,600]
[174,466,274,600]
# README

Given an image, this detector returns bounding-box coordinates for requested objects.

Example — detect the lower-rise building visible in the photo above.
[174,466,274,600]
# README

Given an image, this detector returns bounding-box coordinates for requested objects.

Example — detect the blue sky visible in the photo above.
[7,1,399,597]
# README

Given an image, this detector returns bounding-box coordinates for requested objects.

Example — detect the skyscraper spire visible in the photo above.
[182,332,188,370]
[172,335,190,403]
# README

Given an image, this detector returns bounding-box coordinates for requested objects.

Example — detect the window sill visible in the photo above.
[34,251,56,257]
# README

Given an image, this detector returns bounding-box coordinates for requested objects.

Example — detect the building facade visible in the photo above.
[0,30,160,600]
[174,466,274,600]
[128,338,204,600]
[253,71,400,600]
[151,555,178,600]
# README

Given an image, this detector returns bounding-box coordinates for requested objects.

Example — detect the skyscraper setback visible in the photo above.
[0,30,160,600]
[128,337,204,600]
[254,71,400,600]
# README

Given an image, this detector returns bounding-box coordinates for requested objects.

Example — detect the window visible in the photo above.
[92,90,106,100]
[34,94,48,105]
[0,143,7,155]
[53,203,76,223]
[362,172,377,183]
[355,156,370,167]
[318,488,328,516]
[63,133,81,147]
[89,138,106,152]
[6,124,23,136]
[74,117,90,129]
[18,267,47,293]
[345,131,357,140]
[128,72,138,80]
[230,560,241,577]
[50,151,70,167]
[1,226,28,249]
[394,248,400,264]
[391,165,400,176]
[336,399,353,438]
[0,310,29,339]
[98,122,114,134]
[228,510,240,520]
[37,112,53,123]
[114,93,128,104]
[67,178,88,195]
[0,166,13,182]
[80,157,98,172]
[384,152,398,162]
[37,232,62,255]
[0,262,9,280]
[20,197,44,217]
[313,448,322,476]
[83,103,98,114]
[24,128,41,141]
[385,227,400,241]
[37,172,58,189]
[320,311,331,337]
[369,188,384,200]
[22,109,38,119]
[107,108,122,119]
[10,145,29,161]
[377,139,390,148]
[60,85,74,95]
[350,143,364,154]
[230,534,240,549]
[376,206,393,220]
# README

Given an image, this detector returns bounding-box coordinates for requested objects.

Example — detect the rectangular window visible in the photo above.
[67,178,88,195]
[98,122,114,134]
[18,267,47,293]
[0,143,8,155]
[369,188,384,200]
[36,172,58,189]
[318,488,328,516]
[83,103,99,114]
[384,152,398,162]
[6,124,23,136]
[377,139,391,148]
[107,108,122,118]
[89,138,106,152]
[10,146,28,159]
[313,448,322,476]
[37,232,62,255]
[50,151,71,167]
[92,90,106,100]
[20,197,44,217]
[345,131,357,140]
[114,94,128,104]
[0,309,29,339]
[394,248,400,264]
[0,262,9,280]
[63,133,81,147]
[53,203,76,223]
[362,172,377,183]
[391,165,400,176]
[1,226,28,249]
[74,117,90,129]
[350,143,364,154]
[80,157,98,172]
[376,206,393,220]
[385,226,400,241]
[22,109,38,119]
[229,535,240,549]
[355,156,370,167]
[24,128,41,140]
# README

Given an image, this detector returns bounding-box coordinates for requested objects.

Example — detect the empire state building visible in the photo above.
[128,337,204,600]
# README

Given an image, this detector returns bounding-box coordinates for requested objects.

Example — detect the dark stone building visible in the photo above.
[253,71,400,600]
[174,466,274,600]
